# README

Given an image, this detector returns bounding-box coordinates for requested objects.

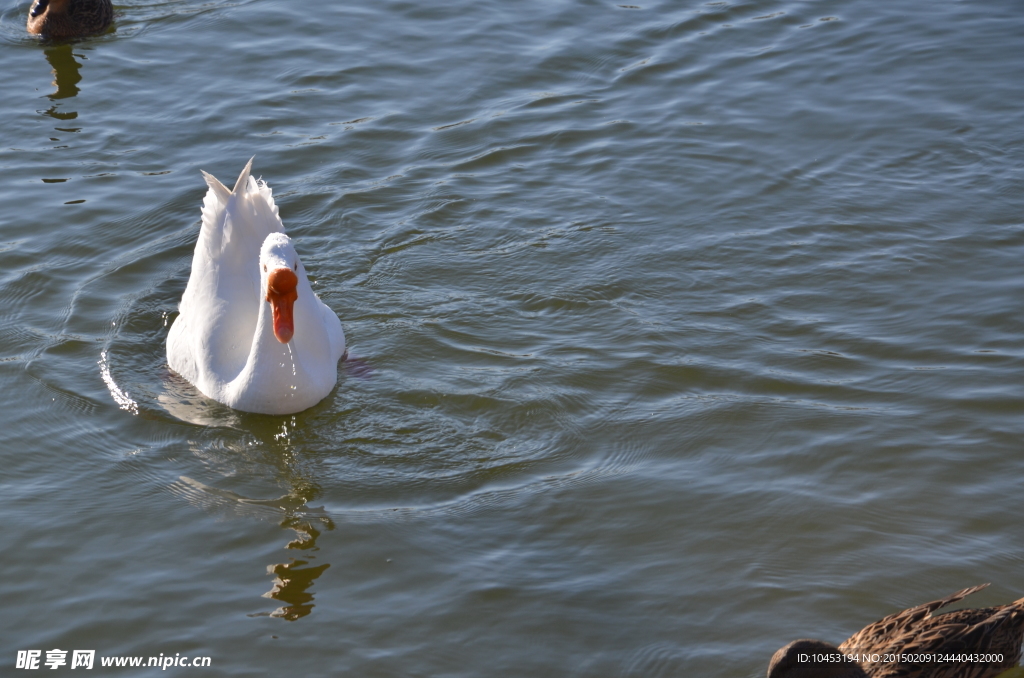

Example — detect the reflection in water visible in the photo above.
[170,474,333,622]
[41,45,82,121]
[258,517,333,621]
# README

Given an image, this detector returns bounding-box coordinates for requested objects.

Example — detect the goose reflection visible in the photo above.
[259,517,333,621]
[171,475,333,621]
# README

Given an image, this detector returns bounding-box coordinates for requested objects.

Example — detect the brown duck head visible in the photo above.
[27,0,113,39]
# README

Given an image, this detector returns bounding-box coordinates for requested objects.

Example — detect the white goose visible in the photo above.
[167,159,345,415]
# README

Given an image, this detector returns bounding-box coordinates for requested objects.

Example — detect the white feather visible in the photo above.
[167,159,346,414]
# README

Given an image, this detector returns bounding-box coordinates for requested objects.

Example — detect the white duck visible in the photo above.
[166,159,345,415]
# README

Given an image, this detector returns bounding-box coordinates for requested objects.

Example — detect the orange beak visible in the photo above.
[266,268,298,343]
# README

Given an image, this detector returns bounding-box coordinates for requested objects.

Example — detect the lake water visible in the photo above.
[2,0,1023,675]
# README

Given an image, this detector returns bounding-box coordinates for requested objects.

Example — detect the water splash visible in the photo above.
[98,350,139,414]
[286,342,297,391]
[274,416,298,442]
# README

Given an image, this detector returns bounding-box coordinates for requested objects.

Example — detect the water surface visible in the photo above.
[1,0,1023,675]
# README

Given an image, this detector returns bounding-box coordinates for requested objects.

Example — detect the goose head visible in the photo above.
[260,233,302,344]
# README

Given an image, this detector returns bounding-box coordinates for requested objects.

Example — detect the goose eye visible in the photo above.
[263,264,267,272]
[293,261,298,270]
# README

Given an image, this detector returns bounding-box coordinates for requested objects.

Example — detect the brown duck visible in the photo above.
[27,0,113,39]
[767,584,1024,678]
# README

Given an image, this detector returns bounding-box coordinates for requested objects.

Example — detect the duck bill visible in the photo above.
[266,268,298,343]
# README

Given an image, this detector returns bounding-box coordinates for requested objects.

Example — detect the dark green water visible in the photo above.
[2,0,1023,675]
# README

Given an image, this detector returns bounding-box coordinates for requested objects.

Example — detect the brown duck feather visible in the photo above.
[27,0,113,39]
[768,585,1024,678]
